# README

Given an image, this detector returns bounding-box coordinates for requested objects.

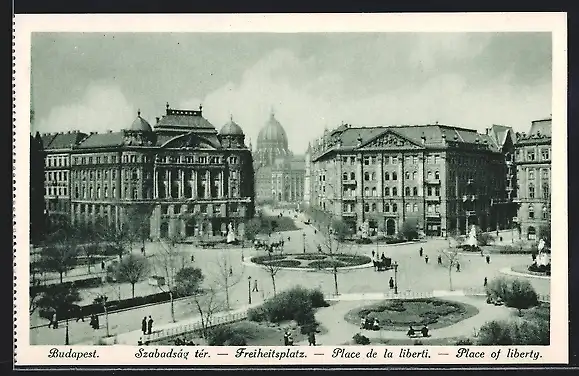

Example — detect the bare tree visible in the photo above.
[439,246,461,291]
[262,250,283,296]
[113,253,150,298]
[213,252,245,309]
[37,242,80,284]
[153,234,187,322]
[317,217,354,296]
[192,286,226,340]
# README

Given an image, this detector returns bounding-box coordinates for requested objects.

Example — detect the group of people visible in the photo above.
[141,316,155,336]
[407,325,430,338]
[360,316,380,331]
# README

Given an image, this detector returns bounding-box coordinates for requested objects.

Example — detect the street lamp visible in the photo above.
[302,231,306,254]
[248,276,252,305]
[393,262,399,295]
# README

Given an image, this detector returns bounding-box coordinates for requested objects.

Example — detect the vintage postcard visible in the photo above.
[13,13,568,367]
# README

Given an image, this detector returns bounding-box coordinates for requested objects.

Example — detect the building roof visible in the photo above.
[129,112,153,132]
[219,117,244,136]
[40,131,87,150]
[76,132,125,149]
[155,106,215,130]
[257,112,289,149]
[529,118,552,138]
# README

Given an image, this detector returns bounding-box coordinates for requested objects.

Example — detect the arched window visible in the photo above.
[364,203,370,212]
[371,172,376,180]
[371,203,377,212]
[364,172,370,181]
[392,203,398,212]
[350,172,355,180]
[542,206,549,219]
[412,171,417,180]
[528,204,535,219]
[405,187,410,196]
[435,171,440,179]
[342,172,348,181]
[405,171,410,180]
[364,187,370,196]
[384,187,390,196]
[413,187,418,196]
[392,172,398,180]
[392,187,398,196]
[384,203,390,212]
[427,171,432,179]
[413,203,418,212]
[405,203,411,212]
[372,187,377,197]
[385,172,390,180]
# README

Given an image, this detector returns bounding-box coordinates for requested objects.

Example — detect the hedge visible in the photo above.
[265,260,302,268]
[38,289,196,321]
[294,254,327,261]
[31,276,103,296]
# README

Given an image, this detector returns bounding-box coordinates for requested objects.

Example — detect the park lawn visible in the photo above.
[342,336,474,346]
[344,298,479,331]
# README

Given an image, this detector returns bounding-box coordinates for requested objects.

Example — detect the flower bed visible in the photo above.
[251,254,287,264]
[265,260,302,268]
[309,260,347,269]
[334,255,372,266]
[344,298,479,331]
[250,254,371,269]
[294,254,327,261]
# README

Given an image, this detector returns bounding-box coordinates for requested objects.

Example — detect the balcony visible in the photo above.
[426,212,441,218]
[462,194,478,202]
[342,195,356,201]
[342,212,357,218]
[342,179,357,186]
[425,179,441,185]
[426,195,441,202]
[467,179,474,185]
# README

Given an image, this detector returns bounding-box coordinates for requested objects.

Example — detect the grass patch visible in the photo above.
[251,254,287,264]
[265,259,302,268]
[294,254,327,261]
[344,298,479,331]
[309,260,347,269]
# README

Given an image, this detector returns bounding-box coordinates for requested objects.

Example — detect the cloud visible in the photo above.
[36,83,136,134]
[187,47,550,154]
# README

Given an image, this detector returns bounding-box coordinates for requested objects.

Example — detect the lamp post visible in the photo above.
[302,231,306,254]
[393,262,399,295]
[248,276,252,305]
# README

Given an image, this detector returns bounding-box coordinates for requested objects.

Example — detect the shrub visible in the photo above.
[309,289,329,308]
[247,306,269,322]
[455,338,474,345]
[208,325,253,346]
[355,238,373,244]
[265,260,302,268]
[400,219,419,241]
[506,279,539,315]
[31,276,103,297]
[528,263,551,274]
[414,340,423,345]
[477,231,495,246]
[251,255,287,264]
[477,319,549,345]
[353,333,370,345]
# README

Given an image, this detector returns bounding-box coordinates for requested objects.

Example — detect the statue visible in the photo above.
[466,225,478,248]
[536,238,551,266]
[227,222,236,243]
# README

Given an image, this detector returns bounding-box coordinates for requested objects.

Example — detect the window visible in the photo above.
[542,184,549,199]
[542,206,549,219]
[371,156,377,165]
[133,188,139,200]
[392,187,398,196]
[384,187,390,196]
[529,184,535,199]
[435,171,440,179]
[435,204,440,213]
[364,172,370,181]
[413,203,418,212]
[364,187,370,196]
[384,156,390,164]
[89,186,93,198]
[427,204,433,213]
[405,171,410,180]
[427,186,433,196]
[74,187,79,198]
[427,155,433,164]
[104,186,108,198]
[406,203,411,212]
[385,172,390,180]
[413,187,418,196]
[529,169,535,181]
[542,169,549,180]
[343,172,348,181]
[435,187,441,196]
[434,155,439,164]
[412,171,417,180]
[413,156,418,164]
[385,203,390,212]
[112,186,116,198]
[350,157,355,165]
[372,187,377,197]
[528,205,535,219]
[405,187,411,196]
[364,203,370,212]
[527,151,535,161]
[392,156,398,164]
[364,157,370,166]
[96,186,101,198]
[371,172,376,180]
[371,203,377,212]
[342,157,348,164]
[392,203,398,212]
[541,148,549,161]
[350,172,355,180]
[405,156,411,165]
[427,171,432,180]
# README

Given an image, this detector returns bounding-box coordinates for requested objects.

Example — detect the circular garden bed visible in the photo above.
[250,253,372,269]
[344,298,479,331]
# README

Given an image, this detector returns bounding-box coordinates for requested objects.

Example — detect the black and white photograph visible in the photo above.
[14,13,567,366]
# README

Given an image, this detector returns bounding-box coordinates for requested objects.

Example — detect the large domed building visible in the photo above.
[254,110,305,204]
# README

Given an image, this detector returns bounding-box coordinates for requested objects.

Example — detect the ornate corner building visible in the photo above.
[513,118,552,240]
[253,111,305,205]
[37,105,255,240]
[305,123,521,237]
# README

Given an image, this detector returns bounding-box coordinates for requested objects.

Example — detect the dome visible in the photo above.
[219,117,244,136]
[257,112,288,149]
[130,111,152,132]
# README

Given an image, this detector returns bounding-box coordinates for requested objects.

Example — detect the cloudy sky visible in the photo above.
[31,32,551,153]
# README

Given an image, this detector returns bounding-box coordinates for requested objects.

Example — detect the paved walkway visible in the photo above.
[499,267,551,280]
[295,292,513,346]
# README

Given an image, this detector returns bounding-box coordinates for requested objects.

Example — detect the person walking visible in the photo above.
[424,255,429,264]
[252,279,259,292]
[437,255,442,265]
[456,262,461,272]
[229,267,233,276]
[389,277,394,290]
[484,277,488,287]
[147,316,154,335]
[101,260,105,270]
[486,255,491,264]
[308,330,316,346]
[283,331,290,346]
[419,247,423,257]
[141,317,147,336]
[371,250,375,259]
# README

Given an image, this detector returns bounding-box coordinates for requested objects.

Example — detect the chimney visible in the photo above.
[156,117,160,124]
[485,128,489,135]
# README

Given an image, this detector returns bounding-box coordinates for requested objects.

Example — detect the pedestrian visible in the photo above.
[141,246,145,255]
[252,279,259,292]
[283,331,290,346]
[141,317,147,335]
[229,267,233,276]
[456,262,461,272]
[287,331,294,346]
[147,316,154,335]
[424,255,429,264]
[484,277,488,287]
[94,314,100,330]
[137,338,143,346]
[419,247,423,257]
[389,277,394,289]
[486,255,491,264]
[52,312,58,329]
[437,255,442,265]
[191,255,195,262]
[288,236,291,242]
[372,250,375,258]
[308,330,316,346]
[381,252,386,261]
[101,260,105,270]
